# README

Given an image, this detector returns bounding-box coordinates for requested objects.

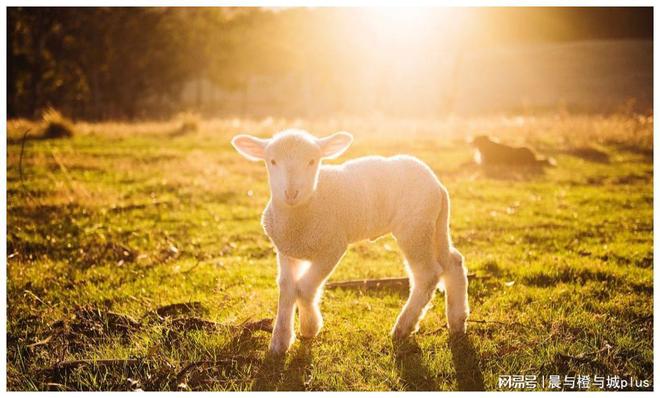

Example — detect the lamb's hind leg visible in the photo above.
[442,248,469,334]
[392,224,443,339]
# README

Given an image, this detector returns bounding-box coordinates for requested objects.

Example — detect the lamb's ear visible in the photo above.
[231,135,269,161]
[318,132,353,159]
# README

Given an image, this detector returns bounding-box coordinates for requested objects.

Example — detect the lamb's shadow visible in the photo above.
[393,338,438,391]
[252,351,286,391]
[252,338,314,391]
[448,333,485,391]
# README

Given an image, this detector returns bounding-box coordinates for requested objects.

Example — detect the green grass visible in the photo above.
[6,114,653,391]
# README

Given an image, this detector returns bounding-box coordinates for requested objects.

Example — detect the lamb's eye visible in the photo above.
[308,159,315,166]
[270,159,277,166]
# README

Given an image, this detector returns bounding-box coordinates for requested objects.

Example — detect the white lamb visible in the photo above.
[231,129,469,354]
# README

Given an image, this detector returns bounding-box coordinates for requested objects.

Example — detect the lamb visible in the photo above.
[231,129,469,354]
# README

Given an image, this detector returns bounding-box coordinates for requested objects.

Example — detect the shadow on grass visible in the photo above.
[393,331,485,391]
[448,333,485,391]
[252,338,314,391]
[393,338,438,391]
[562,147,610,163]
[481,164,545,180]
[614,143,653,162]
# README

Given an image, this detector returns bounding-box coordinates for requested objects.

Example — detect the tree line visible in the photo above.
[7,7,652,120]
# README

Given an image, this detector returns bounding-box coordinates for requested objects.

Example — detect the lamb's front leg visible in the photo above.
[270,253,303,355]
[296,250,345,338]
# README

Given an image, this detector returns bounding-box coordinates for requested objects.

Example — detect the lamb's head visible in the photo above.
[231,129,353,207]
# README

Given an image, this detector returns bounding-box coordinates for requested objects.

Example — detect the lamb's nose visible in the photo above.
[285,189,299,201]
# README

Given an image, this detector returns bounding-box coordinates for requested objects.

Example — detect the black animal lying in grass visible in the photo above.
[471,135,556,168]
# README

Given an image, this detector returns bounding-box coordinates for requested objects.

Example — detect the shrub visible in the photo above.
[41,107,75,139]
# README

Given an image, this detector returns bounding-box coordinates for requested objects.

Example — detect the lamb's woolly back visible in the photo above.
[263,152,448,259]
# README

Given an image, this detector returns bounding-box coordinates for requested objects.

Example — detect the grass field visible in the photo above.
[6,114,654,391]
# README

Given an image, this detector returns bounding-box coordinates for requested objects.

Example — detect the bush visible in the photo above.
[41,107,75,139]
[174,111,201,135]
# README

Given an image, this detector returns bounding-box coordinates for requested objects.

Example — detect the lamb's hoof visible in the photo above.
[447,316,467,335]
[300,330,320,339]
[391,324,415,341]
[269,332,294,355]
[300,322,322,339]
[269,341,290,356]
